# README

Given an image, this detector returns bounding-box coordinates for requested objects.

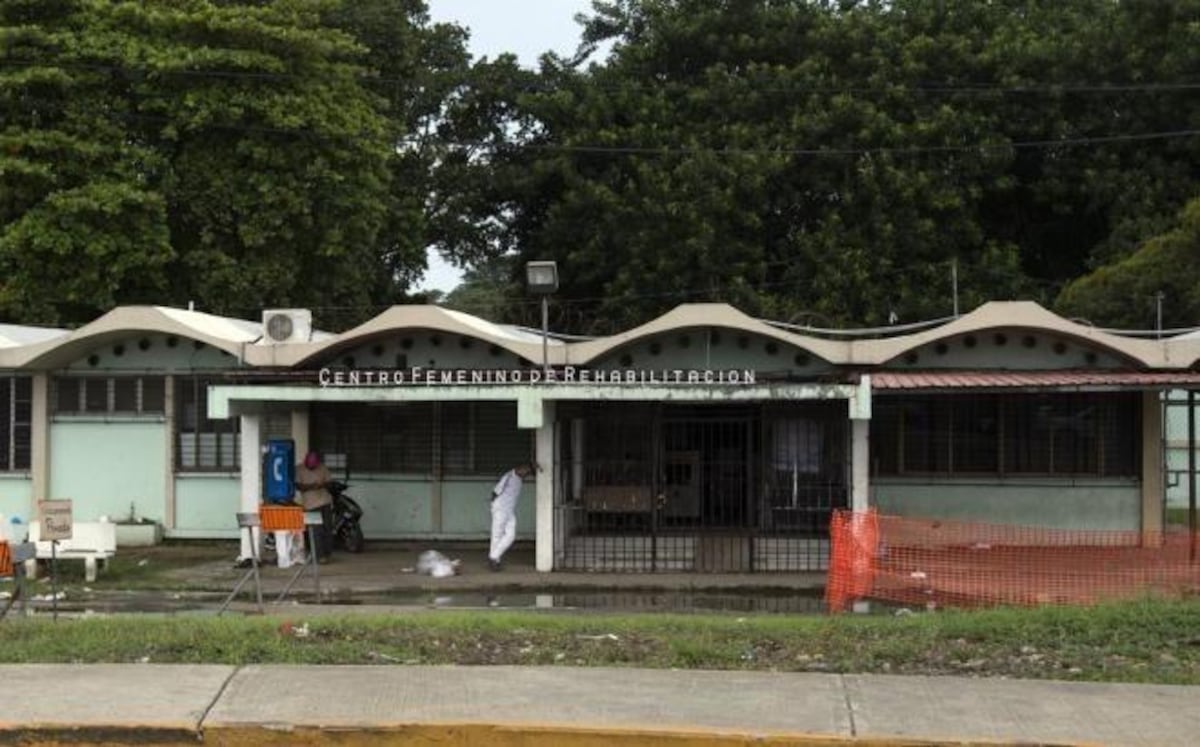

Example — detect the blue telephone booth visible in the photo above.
[263,439,296,504]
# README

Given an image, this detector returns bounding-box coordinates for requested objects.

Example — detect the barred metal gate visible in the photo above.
[554,402,847,572]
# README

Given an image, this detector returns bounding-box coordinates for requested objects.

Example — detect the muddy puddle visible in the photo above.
[328,588,829,614]
[4,587,830,616]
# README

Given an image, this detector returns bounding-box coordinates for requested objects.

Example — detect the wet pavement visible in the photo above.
[7,588,830,618]
[6,541,831,617]
[181,542,828,613]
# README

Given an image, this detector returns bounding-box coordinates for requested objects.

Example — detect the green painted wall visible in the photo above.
[333,330,527,371]
[873,478,1141,530]
[441,478,535,538]
[886,331,1126,370]
[591,328,834,376]
[49,420,167,522]
[1165,448,1198,508]
[64,333,243,371]
[349,475,435,535]
[1164,390,1195,508]
[173,474,240,537]
[0,475,33,524]
[164,469,536,540]
[167,473,535,540]
[335,475,534,539]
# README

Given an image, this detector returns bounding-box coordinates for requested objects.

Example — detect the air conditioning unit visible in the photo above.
[262,309,312,344]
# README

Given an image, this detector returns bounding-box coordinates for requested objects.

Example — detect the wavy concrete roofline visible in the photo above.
[5,300,1200,372]
[846,301,1177,368]
[566,303,848,366]
[245,304,559,368]
[0,306,260,369]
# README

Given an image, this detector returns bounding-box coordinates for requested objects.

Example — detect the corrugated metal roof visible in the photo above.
[871,370,1200,390]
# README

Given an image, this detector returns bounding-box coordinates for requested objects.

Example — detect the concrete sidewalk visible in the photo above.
[165,543,830,595]
[0,664,1196,746]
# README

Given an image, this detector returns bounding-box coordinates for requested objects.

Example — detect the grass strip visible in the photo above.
[1,598,1198,684]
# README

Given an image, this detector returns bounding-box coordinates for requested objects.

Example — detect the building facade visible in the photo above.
[2,302,1199,573]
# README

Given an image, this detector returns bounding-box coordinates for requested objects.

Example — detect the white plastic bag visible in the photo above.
[416,549,461,578]
[289,531,308,565]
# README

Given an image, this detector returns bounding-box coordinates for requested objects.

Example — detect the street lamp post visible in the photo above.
[525,261,558,379]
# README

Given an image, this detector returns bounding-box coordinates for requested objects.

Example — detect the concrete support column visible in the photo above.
[29,373,49,511]
[849,375,872,513]
[289,406,312,555]
[535,400,555,572]
[851,419,870,512]
[238,413,262,560]
[1141,391,1164,544]
[163,375,176,530]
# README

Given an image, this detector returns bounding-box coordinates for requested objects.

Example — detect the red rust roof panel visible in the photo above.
[871,370,1200,390]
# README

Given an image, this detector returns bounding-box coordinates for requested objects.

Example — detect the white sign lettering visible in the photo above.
[315,366,758,388]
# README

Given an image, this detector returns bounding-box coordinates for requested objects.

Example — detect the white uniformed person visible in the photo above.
[487,462,534,571]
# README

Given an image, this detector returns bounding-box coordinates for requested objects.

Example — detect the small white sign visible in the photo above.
[39,499,73,541]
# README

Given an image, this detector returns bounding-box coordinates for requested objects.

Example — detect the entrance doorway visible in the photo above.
[554,402,847,572]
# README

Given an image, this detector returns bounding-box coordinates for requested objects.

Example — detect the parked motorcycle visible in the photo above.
[328,480,365,553]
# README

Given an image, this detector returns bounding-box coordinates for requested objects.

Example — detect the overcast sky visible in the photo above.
[418,0,594,292]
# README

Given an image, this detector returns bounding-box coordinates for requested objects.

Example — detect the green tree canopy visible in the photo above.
[1057,197,1200,330]
[0,0,173,323]
[7,0,1200,332]
[475,0,1200,333]
[0,0,495,328]
[440,254,521,322]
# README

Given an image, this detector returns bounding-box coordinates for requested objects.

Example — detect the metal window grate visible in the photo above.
[84,378,107,412]
[54,378,80,413]
[114,378,138,412]
[312,403,435,474]
[872,392,1138,477]
[52,376,166,415]
[442,402,531,476]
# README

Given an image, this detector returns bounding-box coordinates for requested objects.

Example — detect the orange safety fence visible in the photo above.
[825,509,1200,612]
[259,505,304,533]
[826,509,880,612]
[0,541,11,577]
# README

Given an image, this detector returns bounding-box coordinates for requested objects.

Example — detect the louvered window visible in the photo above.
[0,376,32,471]
[176,376,239,470]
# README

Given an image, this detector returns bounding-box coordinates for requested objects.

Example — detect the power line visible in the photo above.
[9,60,1200,157]
[220,269,940,315]
[6,59,1200,96]
[458,129,1200,157]
[763,315,957,337]
[49,110,1200,159]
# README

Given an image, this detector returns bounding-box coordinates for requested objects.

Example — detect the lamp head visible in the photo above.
[525,260,558,294]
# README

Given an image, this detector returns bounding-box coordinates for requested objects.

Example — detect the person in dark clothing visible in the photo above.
[295,450,334,563]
